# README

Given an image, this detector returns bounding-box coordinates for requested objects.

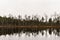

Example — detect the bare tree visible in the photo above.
[25,15,28,20]
[44,13,48,22]
[27,16,31,20]
[8,14,14,19]
[52,12,59,23]
[41,17,44,22]
[18,15,22,20]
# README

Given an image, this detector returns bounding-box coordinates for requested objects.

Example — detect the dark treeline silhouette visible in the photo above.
[0,14,60,26]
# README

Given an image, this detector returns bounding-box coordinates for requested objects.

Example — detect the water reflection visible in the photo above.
[0,29,60,40]
[22,29,60,37]
[0,28,60,37]
[13,29,60,37]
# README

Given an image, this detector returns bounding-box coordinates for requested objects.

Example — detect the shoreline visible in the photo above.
[0,25,60,29]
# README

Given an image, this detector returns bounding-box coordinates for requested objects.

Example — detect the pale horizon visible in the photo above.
[0,0,60,18]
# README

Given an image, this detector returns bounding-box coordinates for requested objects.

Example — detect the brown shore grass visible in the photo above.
[0,25,60,30]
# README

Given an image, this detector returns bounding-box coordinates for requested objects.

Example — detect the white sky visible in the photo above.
[0,0,60,18]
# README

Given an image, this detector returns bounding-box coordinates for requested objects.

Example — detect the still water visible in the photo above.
[0,29,60,40]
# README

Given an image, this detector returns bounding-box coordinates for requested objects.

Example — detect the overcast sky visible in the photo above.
[0,0,60,18]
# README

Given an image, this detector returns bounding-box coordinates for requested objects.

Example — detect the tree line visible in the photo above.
[0,13,60,26]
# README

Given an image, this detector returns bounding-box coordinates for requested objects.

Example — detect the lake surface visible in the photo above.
[0,29,60,40]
